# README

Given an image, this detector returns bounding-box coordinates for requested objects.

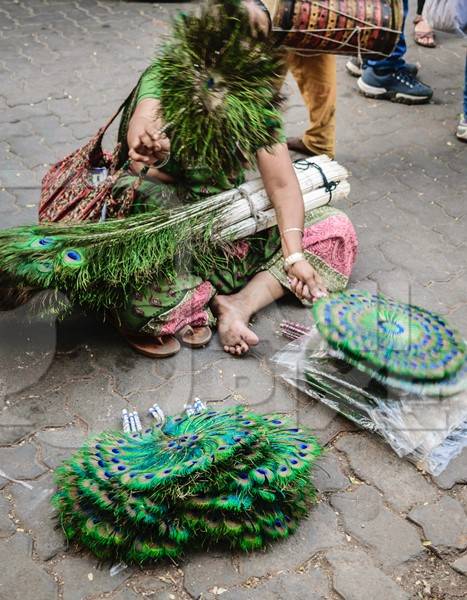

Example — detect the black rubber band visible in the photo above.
[293,158,337,202]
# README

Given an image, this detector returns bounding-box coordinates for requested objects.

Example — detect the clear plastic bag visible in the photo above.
[423,0,467,35]
[273,327,467,475]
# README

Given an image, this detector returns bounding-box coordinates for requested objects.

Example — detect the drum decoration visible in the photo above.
[261,0,403,58]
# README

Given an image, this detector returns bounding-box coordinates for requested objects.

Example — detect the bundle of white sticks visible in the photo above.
[210,154,350,241]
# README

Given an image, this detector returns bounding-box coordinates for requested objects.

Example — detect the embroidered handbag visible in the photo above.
[38,89,141,223]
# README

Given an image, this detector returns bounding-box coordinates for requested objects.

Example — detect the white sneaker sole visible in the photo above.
[345,60,362,77]
[357,77,431,105]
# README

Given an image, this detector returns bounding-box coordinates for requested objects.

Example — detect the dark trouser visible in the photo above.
[366,0,408,73]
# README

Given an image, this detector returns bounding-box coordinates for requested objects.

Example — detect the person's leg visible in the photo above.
[413,0,436,48]
[212,207,358,356]
[286,52,336,157]
[212,271,284,355]
[358,0,433,104]
[457,52,467,141]
[367,0,408,73]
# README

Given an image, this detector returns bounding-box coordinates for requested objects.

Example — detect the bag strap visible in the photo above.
[98,84,139,136]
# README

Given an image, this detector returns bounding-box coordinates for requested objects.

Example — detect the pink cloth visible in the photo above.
[303,213,358,278]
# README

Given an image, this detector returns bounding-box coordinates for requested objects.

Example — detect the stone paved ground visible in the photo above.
[0,0,466,599]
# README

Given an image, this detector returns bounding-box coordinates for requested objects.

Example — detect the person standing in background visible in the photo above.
[413,0,437,47]
[456,51,467,141]
[353,0,433,104]
[244,0,337,158]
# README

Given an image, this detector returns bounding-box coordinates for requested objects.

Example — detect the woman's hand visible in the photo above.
[243,0,270,37]
[288,260,328,301]
[127,115,171,165]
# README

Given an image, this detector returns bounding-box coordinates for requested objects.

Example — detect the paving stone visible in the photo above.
[0,494,15,538]
[312,451,349,493]
[330,485,424,568]
[215,356,296,413]
[220,568,330,600]
[335,433,438,511]
[408,496,467,552]
[108,588,142,600]
[183,554,243,598]
[237,502,344,578]
[34,424,87,470]
[54,556,133,600]
[132,571,180,599]
[0,532,58,599]
[326,548,409,600]
[10,473,65,560]
[433,447,467,490]
[296,399,358,445]
[451,555,467,577]
[0,442,46,489]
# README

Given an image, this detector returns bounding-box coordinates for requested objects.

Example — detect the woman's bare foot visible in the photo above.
[212,294,259,356]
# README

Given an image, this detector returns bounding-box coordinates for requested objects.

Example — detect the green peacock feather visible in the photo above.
[0,201,229,312]
[52,406,322,563]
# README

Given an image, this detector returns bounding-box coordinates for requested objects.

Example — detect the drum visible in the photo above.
[261,0,403,58]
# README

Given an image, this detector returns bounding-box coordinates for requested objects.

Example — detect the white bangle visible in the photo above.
[284,252,306,271]
[281,227,304,236]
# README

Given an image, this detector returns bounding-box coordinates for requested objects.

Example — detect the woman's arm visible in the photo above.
[257,143,328,300]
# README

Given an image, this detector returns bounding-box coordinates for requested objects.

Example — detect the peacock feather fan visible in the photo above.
[311,289,467,397]
[53,406,322,563]
[154,0,285,175]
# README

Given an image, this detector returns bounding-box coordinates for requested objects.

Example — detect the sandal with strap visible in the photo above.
[413,16,436,48]
[177,325,213,349]
[123,332,181,358]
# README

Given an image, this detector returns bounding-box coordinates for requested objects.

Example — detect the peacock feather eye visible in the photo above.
[62,249,84,268]
[37,260,54,273]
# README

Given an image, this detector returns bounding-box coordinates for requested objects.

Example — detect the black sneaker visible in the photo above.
[357,66,433,104]
[346,57,419,78]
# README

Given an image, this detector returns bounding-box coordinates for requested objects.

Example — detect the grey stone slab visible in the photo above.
[10,473,65,560]
[0,494,15,538]
[237,502,344,578]
[0,442,47,489]
[53,556,133,600]
[132,570,181,599]
[408,496,467,552]
[215,356,296,414]
[0,532,58,599]
[34,424,87,470]
[312,451,349,493]
[330,485,424,568]
[451,555,467,576]
[433,447,467,490]
[327,548,409,600]
[220,568,330,600]
[183,554,244,598]
[335,434,438,511]
[296,399,358,446]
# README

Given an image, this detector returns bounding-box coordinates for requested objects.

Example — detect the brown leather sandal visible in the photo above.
[177,325,213,349]
[123,332,181,358]
[413,16,436,48]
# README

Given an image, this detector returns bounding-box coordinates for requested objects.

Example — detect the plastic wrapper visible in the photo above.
[273,327,467,475]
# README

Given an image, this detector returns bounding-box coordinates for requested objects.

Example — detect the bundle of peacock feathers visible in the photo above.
[0,1,284,313]
[52,406,322,563]
[305,290,467,398]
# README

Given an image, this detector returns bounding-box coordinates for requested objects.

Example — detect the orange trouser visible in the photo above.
[286,52,337,158]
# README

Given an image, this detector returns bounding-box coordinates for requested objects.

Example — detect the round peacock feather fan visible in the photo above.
[312,290,466,384]
[52,407,322,563]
